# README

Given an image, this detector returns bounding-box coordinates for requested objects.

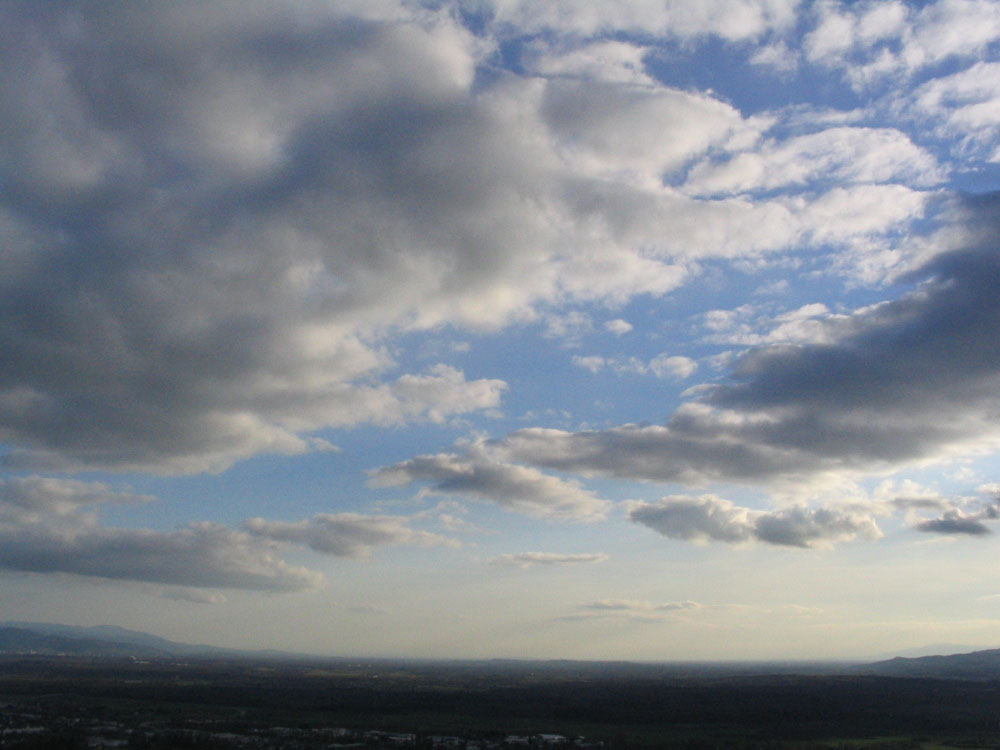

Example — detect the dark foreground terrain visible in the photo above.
[4,655,1000,750]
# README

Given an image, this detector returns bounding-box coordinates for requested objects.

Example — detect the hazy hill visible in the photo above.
[0,622,238,658]
[854,647,1000,680]
[3,622,997,680]
[0,625,170,657]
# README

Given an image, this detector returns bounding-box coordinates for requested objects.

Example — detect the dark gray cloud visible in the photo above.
[628,495,882,548]
[0,521,321,592]
[242,513,454,558]
[915,513,991,535]
[914,498,1000,536]
[499,200,1000,485]
[372,446,611,520]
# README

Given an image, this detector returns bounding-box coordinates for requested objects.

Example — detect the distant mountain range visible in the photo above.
[0,621,272,659]
[2,622,999,679]
[853,647,1000,680]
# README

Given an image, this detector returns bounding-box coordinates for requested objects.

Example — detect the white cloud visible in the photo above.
[907,61,1000,161]
[803,0,1000,87]
[522,40,654,85]
[750,41,801,73]
[648,355,698,380]
[489,0,799,41]
[684,127,945,196]
[605,318,634,336]
[573,353,697,380]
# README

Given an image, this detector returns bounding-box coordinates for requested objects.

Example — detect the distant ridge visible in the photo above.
[865,643,986,660]
[0,622,288,660]
[855,647,1000,680]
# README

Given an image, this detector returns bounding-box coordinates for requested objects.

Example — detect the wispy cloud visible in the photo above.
[489,552,610,569]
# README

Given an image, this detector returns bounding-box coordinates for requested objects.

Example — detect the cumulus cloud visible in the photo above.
[499,202,1000,486]
[0,3,929,474]
[911,486,1000,536]
[372,445,610,521]
[628,495,882,549]
[605,318,634,336]
[489,552,610,568]
[803,0,1000,87]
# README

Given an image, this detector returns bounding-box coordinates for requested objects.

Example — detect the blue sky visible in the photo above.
[5,0,1000,660]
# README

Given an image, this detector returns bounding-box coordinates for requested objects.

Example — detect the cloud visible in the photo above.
[243,513,455,559]
[0,476,444,590]
[912,488,1000,536]
[572,354,697,379]
[684,127,944,196]
[372,445,611,521]
[803,0,1000,87]
[349,604,391,615]
[584,599,700,612]
[605,318,634,336]
[628,495,882,549]
[649,355,698,380]
[0,476,153,523]
[161,589,227,605]
[522,40,655,85]
[489,0,799,41]
[0,521,322,592]
[489,552,610,568]
[700,302,838,347]
[906,61,1000,162]
[0,3,946,476]
[563,598,703,622]
[915,512,992,536]
[499,200,1000,486]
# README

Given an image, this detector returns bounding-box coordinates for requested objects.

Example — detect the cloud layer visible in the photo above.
[0,477,447,591]
[0,2,940,475]
[499,210,1000,486]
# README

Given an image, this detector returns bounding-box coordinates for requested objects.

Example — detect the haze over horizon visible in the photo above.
[4,0,1000,661]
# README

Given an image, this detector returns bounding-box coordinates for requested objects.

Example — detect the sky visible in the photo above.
[4,0,1000,661]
